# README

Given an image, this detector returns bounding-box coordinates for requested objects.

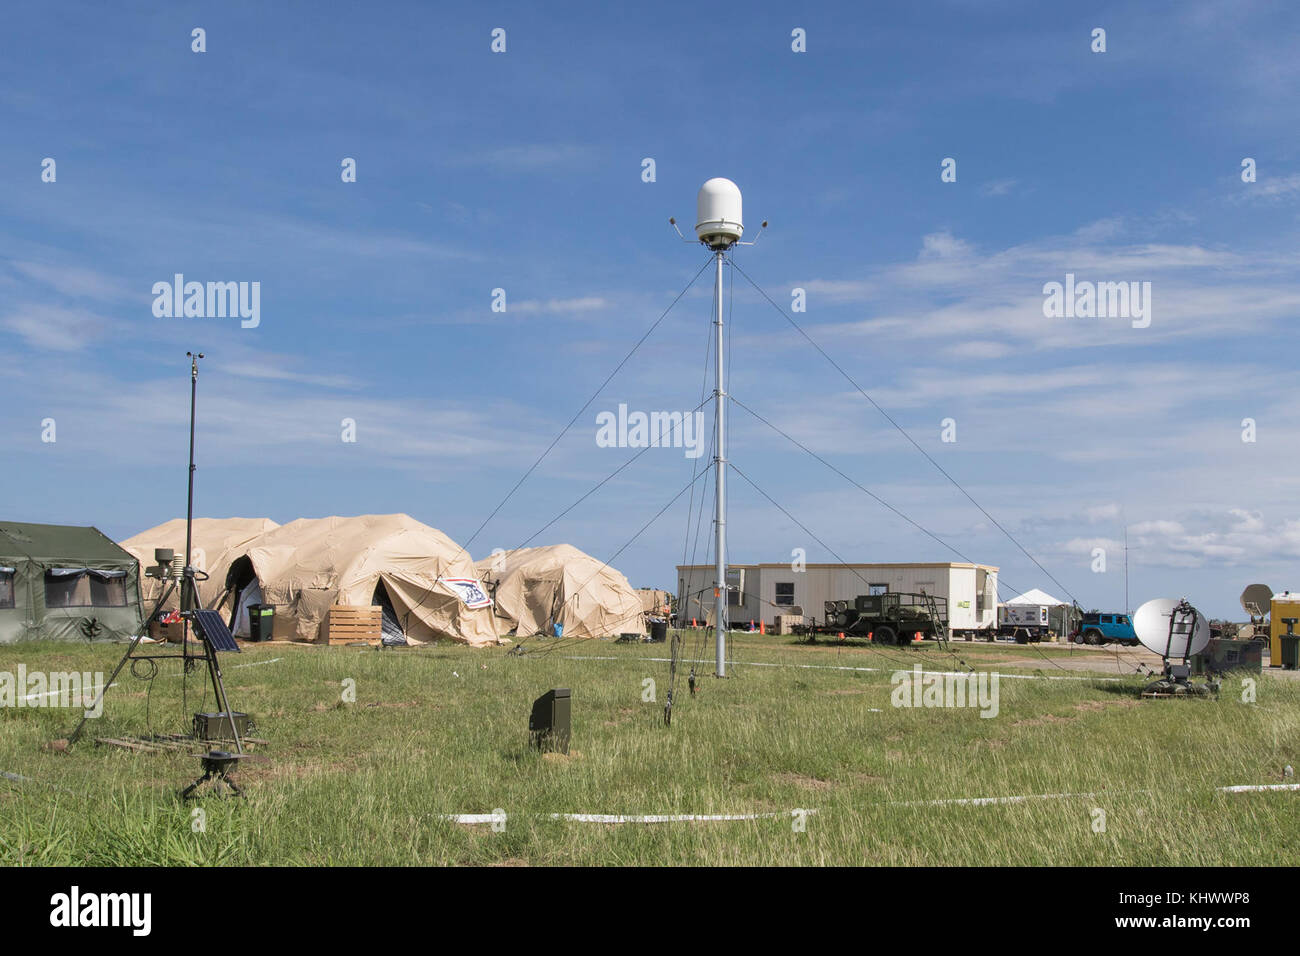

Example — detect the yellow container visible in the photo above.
[1269,592,1300,666]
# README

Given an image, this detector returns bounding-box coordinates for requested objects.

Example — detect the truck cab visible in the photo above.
[1073,611,1138,646]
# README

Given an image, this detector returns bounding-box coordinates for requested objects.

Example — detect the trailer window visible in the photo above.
[0,567,13,609]
[774,582,795,606]
[868,583,888,596]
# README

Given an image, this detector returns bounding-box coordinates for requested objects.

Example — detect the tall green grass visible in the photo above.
[0,634,1294,865]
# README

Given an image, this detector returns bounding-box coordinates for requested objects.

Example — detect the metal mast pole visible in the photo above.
[184,353,199,612]
[713,250,727,677]
[183,352,203,658]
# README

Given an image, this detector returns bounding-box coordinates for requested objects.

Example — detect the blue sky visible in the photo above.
[2,1,1298,617]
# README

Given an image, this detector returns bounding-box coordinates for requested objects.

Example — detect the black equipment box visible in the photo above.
[193,711,254,741]
[528,688,571,754]
[248,603,275,642]
[1193,638,1263,676]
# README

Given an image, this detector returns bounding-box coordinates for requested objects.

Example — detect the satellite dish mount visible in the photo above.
[1134,597,1218,698]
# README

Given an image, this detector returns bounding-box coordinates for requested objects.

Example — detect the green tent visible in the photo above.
[0,521,143,644]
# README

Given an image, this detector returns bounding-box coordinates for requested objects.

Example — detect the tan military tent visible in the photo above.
[121,517,281,610]
[476,544,646,640]
[223,514,498,646]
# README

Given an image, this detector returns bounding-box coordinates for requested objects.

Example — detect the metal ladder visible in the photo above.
[921,590,951,651]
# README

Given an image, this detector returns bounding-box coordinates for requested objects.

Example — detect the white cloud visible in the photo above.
[2,304,105,351]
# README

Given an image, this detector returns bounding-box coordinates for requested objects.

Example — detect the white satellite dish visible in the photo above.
[1133,598,1211,659]
[1240,583,1272,619]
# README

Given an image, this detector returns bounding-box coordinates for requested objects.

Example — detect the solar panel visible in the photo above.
[191,609,241,653]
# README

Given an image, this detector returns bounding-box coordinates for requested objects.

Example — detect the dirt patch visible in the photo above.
[824,688,873,696]
[542,750,582,763]
[773,772,834,791]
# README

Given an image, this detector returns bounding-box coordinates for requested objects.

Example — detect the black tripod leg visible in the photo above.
[206,649,243,755]
[181,770,213,800]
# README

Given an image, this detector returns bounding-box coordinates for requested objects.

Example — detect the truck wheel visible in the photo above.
[1030,631,1042,644]
[1084,629,1102,646]
[1014,628,1029,644]
[874,625,898,646]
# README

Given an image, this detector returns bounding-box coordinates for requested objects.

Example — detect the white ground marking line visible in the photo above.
[164,656,282,679]
[231,657,282,669]
[560,655,1125,682]
[439,809,817,825]
[900,791,1111,807]
[903,783,1300,806]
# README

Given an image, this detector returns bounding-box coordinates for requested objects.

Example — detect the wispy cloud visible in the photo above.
[2,304,107,351]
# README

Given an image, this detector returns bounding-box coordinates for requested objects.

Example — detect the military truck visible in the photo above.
[811,592,948,646]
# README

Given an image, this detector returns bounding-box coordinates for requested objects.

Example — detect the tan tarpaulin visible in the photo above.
[476,544,646,640]
[121,517,281,610]
[235,514,499,646]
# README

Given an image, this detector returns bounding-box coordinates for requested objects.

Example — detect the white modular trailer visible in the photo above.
[675,561,999,635]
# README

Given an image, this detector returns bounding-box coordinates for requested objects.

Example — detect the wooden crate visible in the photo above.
[148,618,186,643]
[321,605,382,645]
[773,614,804,636]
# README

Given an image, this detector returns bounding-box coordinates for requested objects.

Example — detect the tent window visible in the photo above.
[0,568,13,609]
[45,569,127,608]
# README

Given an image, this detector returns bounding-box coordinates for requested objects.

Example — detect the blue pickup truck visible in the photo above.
[1071,611,1138,646]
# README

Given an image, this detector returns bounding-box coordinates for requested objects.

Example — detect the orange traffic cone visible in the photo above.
[759,620,766,635]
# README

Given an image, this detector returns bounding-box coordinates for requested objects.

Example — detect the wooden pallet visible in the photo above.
[321,605,383,646]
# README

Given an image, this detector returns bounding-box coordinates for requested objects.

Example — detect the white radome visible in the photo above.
[695,177,744,249]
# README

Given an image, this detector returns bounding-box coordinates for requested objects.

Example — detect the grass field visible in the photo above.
[1,632,1297,866]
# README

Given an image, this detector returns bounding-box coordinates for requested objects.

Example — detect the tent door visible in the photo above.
[231,579,264,638]
[373,581,406,645]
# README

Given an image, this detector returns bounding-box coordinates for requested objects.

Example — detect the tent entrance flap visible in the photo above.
[232,579,264,638]
[373,581,406,645]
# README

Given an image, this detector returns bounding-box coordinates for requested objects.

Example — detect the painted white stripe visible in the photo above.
[903,782,1300,807]
[901,791,1106,807]
[439,809,816,825]
[231,657,282,669]
[560,655,1124,682]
